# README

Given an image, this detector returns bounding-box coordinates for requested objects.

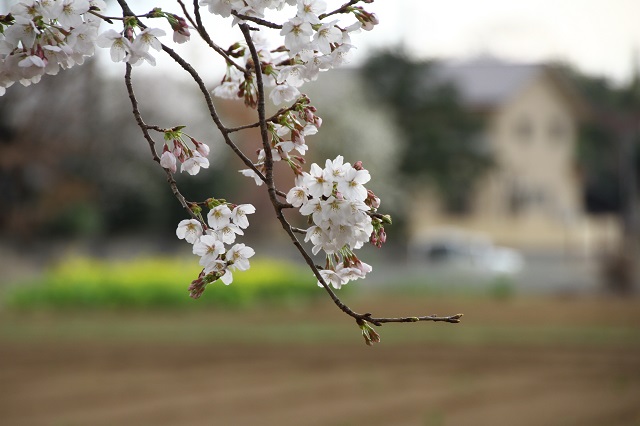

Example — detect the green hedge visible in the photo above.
[6,256,321,310]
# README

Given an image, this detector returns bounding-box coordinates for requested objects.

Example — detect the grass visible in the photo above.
[2,295,640,347]
[3,255,640,348]
[1,310,639,347]
[5,256,321,310]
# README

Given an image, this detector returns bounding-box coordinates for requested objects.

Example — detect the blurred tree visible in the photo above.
[556,62,640,293]
[360,50,491,214]
[558,64,639,213]
[0,63,232,240]
[0,62,103,239]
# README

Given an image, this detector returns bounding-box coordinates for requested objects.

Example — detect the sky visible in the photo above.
[359,0,640,84]
[4,0,640,83]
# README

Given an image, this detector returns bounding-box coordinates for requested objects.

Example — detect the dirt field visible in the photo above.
[2,296,640,426]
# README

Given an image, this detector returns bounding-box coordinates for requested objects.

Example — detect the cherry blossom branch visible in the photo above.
[106,0,463,343]
[190,1,248,74]
[156,41,266,179]
[88,10,153,23]
[232,12,282,30]
[123,63,198,222]
[116,1,292,200]
[176,0,197,28]
[0,0,464,344]
[318,0,362,19]
[226,103,301,133]
[238,24,278,197]
[238,23,461,331]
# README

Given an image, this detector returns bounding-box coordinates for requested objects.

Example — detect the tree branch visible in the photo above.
[123,63,198,222]
[226,103,300,133]
[191,0,247,74]
[232,12,282,29]
[115,0,462,338]
[318,0,362,20]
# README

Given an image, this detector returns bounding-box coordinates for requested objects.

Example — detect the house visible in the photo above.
[410,57,620,253]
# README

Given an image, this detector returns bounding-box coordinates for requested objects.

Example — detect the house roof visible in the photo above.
[431,56,589,119]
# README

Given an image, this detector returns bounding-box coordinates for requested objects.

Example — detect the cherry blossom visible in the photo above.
[318,269,347,290]
[312,22,342,55]
[199,0,243,18]
[4,16,40,49]
[270,83,300,105]
[226,243,255,271]
[96,29,131,62]
[231,204,256,229]
[280,17,312,55]
[0,0,395,323]
[132,28,165,53]
[212,222,244,244]
[160,150,178,173]
[181,152,209,175]
[337,167,371,201]
[205,205,230,229]
[239,169,264,186]
[286,186,308,207]
[58,0,90,29]
[303,163,332,198]
[193,235,225,267]
[297,0,326,24]
[212,81,240,100]
[176,219,204,243]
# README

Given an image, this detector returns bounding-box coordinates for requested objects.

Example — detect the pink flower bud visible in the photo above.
[304,109,314,123]
[291,129,302,144]
[125,26,134,41]
[188,277,206,299]
[192,138,210,157]
[366,189,380,209]
[160,150,177,173]
[172,140,182,155]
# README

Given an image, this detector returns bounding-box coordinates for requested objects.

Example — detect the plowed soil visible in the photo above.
[2,296,640,425]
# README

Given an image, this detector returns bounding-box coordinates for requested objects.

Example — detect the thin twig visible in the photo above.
[232,12,282,29]
[226,103,300,133]
[319,0,361,20]
[191,0,247,73]
[123,63,198,222]
[240,23,362,319]
[88,10,151,22]
[176,0,198,29]
[240,22,462,328]
[116,0,462,332]
[159,42,272,183]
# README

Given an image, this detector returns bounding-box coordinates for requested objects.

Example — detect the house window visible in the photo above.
[507,183,547,215]
[549,117,567,143]
[514,116,533,143]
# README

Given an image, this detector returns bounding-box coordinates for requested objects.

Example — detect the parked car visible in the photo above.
[409,228,524,275]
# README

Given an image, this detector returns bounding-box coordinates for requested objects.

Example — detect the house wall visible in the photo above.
[411,72,620,254]
[479,72,581,221]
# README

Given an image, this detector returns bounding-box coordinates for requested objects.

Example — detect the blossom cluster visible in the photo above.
[0,1,193,96]
[208,0,379,106]
[286,155,384,289]
[239,95,322,185]
[159,128,211,176]
[176,202,256,298]
[1,0,378,102]
[0,0,106,96]
[1,0,386,297]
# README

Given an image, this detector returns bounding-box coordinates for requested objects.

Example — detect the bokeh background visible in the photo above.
[1,1,640,425]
